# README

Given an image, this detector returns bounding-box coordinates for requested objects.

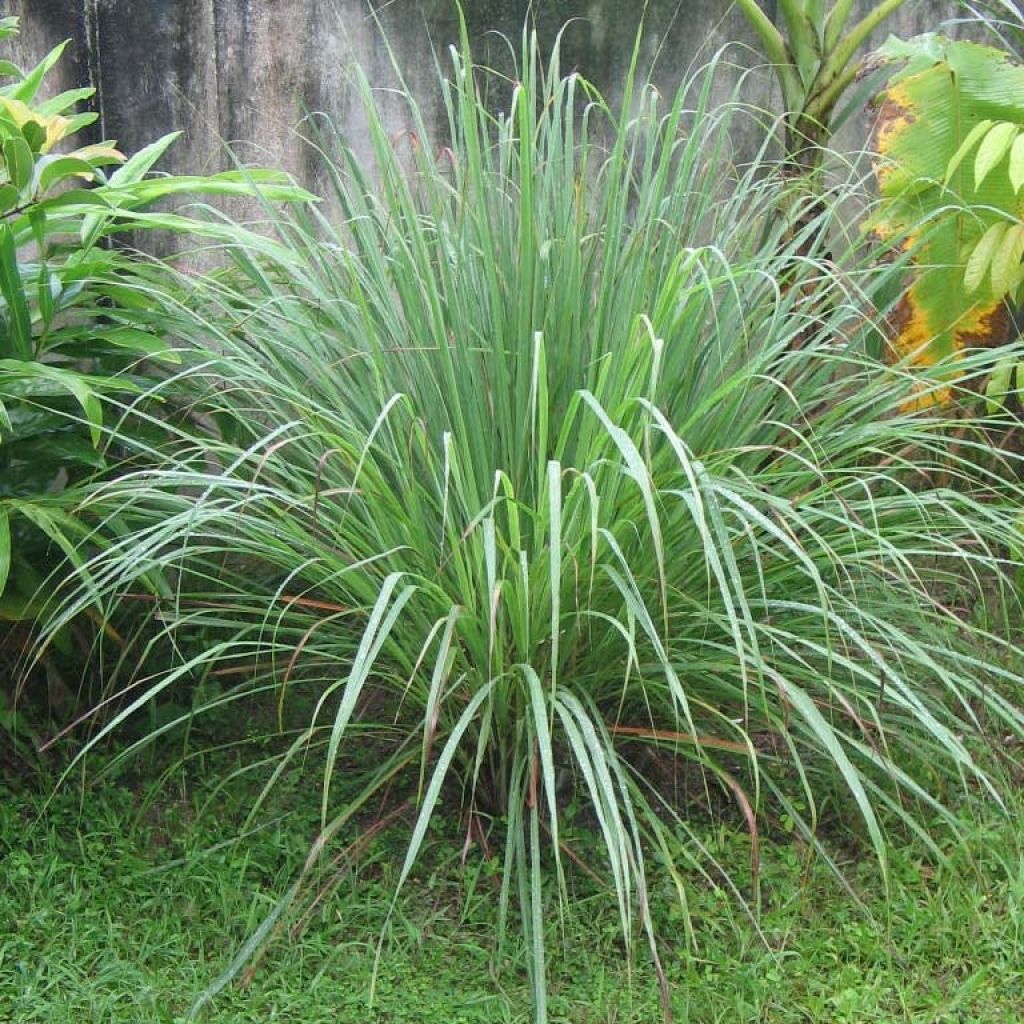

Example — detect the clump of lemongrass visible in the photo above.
[39,24,1024,1024]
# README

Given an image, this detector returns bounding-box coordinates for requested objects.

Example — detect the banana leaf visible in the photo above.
[867,35,1024,404]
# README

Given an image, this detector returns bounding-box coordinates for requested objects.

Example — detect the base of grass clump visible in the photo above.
[31,20,1024,1024]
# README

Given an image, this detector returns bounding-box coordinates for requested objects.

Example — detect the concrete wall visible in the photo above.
[9,2,970,189]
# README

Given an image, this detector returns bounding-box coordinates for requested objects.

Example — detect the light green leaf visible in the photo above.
[107,132,181,187]
[35,187,112,215]
[1010,134,1024,194]
[99,326,179,360]
[985,357,1015,413]
[784,683,887,869]
[10,41,68,104]
[35,87,95,118]
[964,221,1009,294]
[944,118,992,183]
[990,221,1024,296]
[975,121,1019,188]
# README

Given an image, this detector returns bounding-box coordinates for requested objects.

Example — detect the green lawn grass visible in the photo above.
[3,753,1022,1024]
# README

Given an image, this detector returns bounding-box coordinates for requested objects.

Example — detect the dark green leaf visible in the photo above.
[0,505,10,595]
[9,434,107,470]
[28,205,45,249]
[36,267,58,329]
[3,135,35,193]
[20,118,45,154]
[0,183,18,213]
[0,223,32,358]
[0,360,103,444]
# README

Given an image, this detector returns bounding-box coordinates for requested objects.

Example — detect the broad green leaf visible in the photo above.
[9,501,85,570]
[868,37,1024,398]
[0,60,23,79]
[975,121,1019,188]
[34,187,113,215]
[59,112,98,137]
[37,154,98,195]
[965,220,1009,293]
[8,433,107,469]
[27,205,45,249]
[0,365,139,401]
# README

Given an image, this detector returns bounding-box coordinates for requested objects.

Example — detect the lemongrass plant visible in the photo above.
[40,24,1024,1023]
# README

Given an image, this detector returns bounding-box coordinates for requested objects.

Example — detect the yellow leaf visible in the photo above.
[0,95,71,152]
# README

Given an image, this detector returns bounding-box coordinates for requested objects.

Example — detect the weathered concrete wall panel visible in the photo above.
[8,2,972,186]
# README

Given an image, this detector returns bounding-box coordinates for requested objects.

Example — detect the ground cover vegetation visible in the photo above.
[3,3,1024,1021]
[3,746,1023,1022]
